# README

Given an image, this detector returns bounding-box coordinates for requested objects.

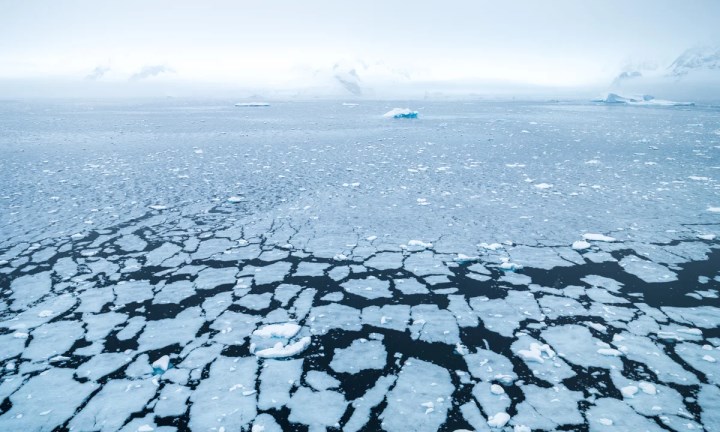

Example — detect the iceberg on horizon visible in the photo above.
[383,108,418,119]
[235,102,270,107]
[592,93,694,107]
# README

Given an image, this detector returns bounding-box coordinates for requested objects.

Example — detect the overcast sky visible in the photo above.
[1,0,719,96]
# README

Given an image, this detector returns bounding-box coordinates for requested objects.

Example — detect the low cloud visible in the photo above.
[85,65,110,81]
[130,65,174,81]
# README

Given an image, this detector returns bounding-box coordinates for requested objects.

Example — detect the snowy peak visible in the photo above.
[668,46,720,77]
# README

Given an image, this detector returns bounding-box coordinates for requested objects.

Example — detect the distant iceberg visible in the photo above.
[383,108,418,119]
[593,93,694,107]
[235,102,270,107]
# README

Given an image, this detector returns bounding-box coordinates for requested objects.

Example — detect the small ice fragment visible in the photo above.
[572,240,591,250]
[235,102,270,107]
[534,183,553,189]
[152,355,170,372]
[138,425,154,432]
[490,384,505,395]
[638,382,656,395]
[227,196,245,203]
[707,207,720,213]
[149,205,167,210]
[597,348,624,357]
[583,233,616,242]
[621,385,638,398]
[487,412,511,428]
[407,239,433,248]
[517,343,555,363]
[253,323,301,339]
[598,418,613,426]
[254,337,311,358]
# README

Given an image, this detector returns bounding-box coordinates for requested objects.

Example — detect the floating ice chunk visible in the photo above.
[0,368,97,431]
[189,356,257,431]
[472,381,510,419]
[470,291,541,337]
[341,277,392,299]
[362,304,410,332]
[619,255,677,283]
[252,413,283,432]
[365,252,404,270]
[344,375,397,432]
[309,304,361,335]
[572,240,591,250]
[620,385,638,397]
[581,275,623,292]
[410,304,461,344]
[383,108,418,119]
[597,348,624,357]
[708,207,720,213]
[513,384,584,429]
[137,307,204,351]
[464,349,517,383]
[258,358,302,410]
[235,102,270,107]
[330,339,386,374]
[254,337,311,358]
[616,332,698,385]
[661,306,720,329]
[10,271,52,311]
[155,384,191,417]
[194,266,238,290]
[76,353,132,381]
[517,342,555,363]
[227,195,245,203]
[24,321,83,361]
[70,378,157,431]
[253,261,292,285]
[305,370,340,391]
[113,281,154,306]
[487,412,510,428]
[238,293,273,310]
[699,384,720,427]
[638,382,656,395]
[148,204,167,210]
[542,325,623,369]
[381,359,453,432]
[254,323,301,339]
[586,398,659,430]
[534,183,553,189]
[287,387,347,428]
[408,239,433,248]
[583,233,616,242]
[478,242,504,251]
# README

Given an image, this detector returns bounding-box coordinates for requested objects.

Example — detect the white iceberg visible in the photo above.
[235,102,270,107]
[593,93,694,106]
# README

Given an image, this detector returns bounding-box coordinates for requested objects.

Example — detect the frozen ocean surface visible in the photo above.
[0,99,719,431]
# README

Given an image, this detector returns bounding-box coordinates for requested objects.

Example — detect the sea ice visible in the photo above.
[330,339,387,374]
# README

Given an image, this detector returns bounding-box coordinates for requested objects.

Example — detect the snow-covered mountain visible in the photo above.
[668,46,720,77]
[606,46,720,102]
